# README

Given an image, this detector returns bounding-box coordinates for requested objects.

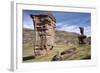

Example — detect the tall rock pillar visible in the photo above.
[30,14,56,56]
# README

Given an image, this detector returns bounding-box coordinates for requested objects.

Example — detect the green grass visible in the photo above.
[23,43,91,63]
[62,44,91,60]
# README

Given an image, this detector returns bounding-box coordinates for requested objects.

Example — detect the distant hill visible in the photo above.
[23,28,79,47]
[23,28,91,49]
[55,30,79,45]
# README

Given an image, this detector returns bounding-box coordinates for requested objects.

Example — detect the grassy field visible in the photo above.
[23,28,91,63]
[23,44,91,63]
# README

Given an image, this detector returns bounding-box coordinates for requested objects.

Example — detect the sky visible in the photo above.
[23,10,91,36]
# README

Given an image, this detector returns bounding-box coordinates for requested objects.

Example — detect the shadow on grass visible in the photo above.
[23,55,35,61]
[82,55,91,59]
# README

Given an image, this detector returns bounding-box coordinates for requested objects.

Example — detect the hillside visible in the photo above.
[23,28,91,62]
[23,28,79,49]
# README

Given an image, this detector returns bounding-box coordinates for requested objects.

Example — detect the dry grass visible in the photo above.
[23,29,91,62]
[23,43,91,63]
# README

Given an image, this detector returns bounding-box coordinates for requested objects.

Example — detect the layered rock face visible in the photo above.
[30,14,56,56]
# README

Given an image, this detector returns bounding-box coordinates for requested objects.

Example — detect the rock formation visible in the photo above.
[30,14,56,56]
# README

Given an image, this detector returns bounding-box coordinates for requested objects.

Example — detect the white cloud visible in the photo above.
[23,24,34,30]
[84,26,91,37]
[57,24,78,32]
[56,23,91,36]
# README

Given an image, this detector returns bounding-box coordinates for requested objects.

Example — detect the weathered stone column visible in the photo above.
[30,14,56,56]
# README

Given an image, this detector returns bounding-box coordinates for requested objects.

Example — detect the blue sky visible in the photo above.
[23,10,91,36]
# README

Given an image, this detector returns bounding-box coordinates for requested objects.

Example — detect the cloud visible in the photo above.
[84,26,91,37]
[57,23,78,32]
[23,24,34,30]
[56,22,91,36]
